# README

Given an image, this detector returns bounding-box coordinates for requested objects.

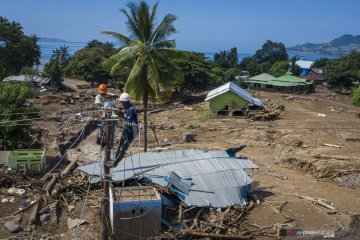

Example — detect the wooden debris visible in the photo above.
[180,230,252,240]
[29,201,40,229]
[45,175,58,197]
[13,200,40,216]
[61,158,79,176]
[323,143,341,148]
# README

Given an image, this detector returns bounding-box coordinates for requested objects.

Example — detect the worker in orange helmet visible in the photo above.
[94,84,116,108]
[95,84,117,146]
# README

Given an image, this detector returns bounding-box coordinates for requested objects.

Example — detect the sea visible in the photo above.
[39,41,339,67]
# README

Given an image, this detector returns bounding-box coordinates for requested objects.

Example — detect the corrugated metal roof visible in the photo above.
[77,149,258,208]
[247,73,275,82]
[205,82,263,107]
[296,60,314,69]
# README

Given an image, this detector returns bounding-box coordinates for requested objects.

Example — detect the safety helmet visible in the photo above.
[98,84,107,94]
[119,92,131,102]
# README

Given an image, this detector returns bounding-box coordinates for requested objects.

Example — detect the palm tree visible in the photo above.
[103,1,183,152]
[51,45,71,69]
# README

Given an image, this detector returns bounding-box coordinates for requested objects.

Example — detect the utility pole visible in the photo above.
[101,120,114,240]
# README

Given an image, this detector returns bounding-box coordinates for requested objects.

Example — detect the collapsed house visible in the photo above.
[78,148,258,238]
[205,82,263,116]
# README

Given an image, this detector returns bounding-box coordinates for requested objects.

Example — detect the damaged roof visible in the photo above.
[77,149,258,208]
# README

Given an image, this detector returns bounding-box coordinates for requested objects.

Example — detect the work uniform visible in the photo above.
[95,93,116,146]
[113,103,138,166]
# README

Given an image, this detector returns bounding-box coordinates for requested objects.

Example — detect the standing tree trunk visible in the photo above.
[143,84,148,152]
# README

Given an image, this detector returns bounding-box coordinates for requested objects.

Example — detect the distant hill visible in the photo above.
[38,37,68,43]
[287,34,360,55]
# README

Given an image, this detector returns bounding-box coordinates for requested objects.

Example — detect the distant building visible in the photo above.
[245,71,315,93]
[295,60,314,76]
[205,82,263,116]
[301,69,325,84]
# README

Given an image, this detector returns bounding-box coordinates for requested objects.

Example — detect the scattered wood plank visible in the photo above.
[323,143,341,148]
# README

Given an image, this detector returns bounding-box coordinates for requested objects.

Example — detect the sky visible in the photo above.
[1,0,360,53]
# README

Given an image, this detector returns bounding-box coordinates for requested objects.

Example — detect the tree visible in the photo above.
[253,40,288,65]
[290,56,300,76]
[325,51,360,88]
[51,45,71,69]
[239,57,256,70]
[246,62,262,77]
[43,59,64,88]
[103,1,184,152]
[0,17,40,80]
[214,47,238,69]
[170,51,223,94]
[311,58,329,68]
[269,61,289,77]
[225,68,240,81]
[65,40,117,84]
[0,83,39,150]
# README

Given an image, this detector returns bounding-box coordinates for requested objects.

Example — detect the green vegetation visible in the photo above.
[351,86,360,107]
[253,40,288,65]
[0,83,39,150]
[214,47,239,69]
[325,51,360,88]
[65,40,117,84]
[171,51,223,93]
[311,58,329,68]
[269,61,289,77]
[103,0,184,151]
[0,17,40,80]
[240,40,289,77]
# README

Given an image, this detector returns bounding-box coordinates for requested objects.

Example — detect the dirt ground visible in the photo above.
[1,78,360,239]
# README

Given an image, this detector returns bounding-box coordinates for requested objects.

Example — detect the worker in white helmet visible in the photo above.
[108,92,138,167]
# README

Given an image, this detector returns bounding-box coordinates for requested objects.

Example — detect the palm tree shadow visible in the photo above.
[252,181,276,199]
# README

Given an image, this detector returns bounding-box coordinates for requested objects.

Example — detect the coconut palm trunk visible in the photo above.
[143,83,148,152]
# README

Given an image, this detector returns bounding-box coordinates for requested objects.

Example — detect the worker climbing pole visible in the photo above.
[100,119,115,240]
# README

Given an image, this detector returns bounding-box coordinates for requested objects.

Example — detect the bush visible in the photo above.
[351,85,360,107]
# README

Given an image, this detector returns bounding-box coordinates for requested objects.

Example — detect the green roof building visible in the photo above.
[245,72,315,93]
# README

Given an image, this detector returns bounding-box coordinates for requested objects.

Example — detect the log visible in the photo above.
[13,199,40,216]
[45,175,58,197]
[61,158,79,176]
[190,208,204,230]
[29,201,40,228]
[181,230,252,240]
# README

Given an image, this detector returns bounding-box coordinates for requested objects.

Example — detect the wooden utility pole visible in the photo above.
[101,120,114,240]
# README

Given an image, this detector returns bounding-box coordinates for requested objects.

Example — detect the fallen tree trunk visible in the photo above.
[61,158,79,176]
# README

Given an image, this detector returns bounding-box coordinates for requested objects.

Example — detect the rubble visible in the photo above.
[5,219,22,233]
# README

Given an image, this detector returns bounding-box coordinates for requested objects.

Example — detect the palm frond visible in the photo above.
[153,39,176,49]
[101,30,134,46]
[151,14,177,45]
[119,8,142,41]
[146,57,161,97]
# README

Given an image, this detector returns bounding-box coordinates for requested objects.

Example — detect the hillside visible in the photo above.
[287,34,360,55]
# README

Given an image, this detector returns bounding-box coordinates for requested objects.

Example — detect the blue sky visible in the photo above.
[1,0,359,52]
